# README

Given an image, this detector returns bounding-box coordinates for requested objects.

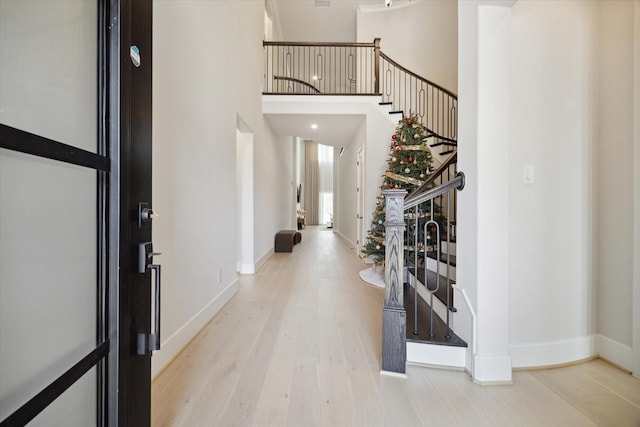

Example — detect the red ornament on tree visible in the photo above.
[407,156,413,163]
[395,145,401,152]
[388,182,394,188]
[407,119,413,125]
[391,134,397,140]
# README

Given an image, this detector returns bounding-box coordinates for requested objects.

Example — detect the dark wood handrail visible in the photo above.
[405,150,457,204]
[264,40,377,48]
[379,51,458,99]
[274,76,321,93]
[404,171,465,210]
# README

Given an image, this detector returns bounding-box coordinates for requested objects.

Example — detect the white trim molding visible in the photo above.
[473,354,513,385]
[595,334,634,372]
[510,336,595,369]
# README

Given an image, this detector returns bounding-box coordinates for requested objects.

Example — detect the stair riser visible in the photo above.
[406,341,467,368]
[441,241,456,255]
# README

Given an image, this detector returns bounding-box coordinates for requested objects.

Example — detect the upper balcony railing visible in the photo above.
[263,39,458,144]
[263,40,380,95]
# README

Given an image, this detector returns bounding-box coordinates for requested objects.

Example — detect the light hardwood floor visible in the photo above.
[152,227,640,426]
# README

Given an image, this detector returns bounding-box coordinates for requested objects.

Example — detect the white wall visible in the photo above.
[508,0,596,368]
[357,0,458,92]
[255,127,295,266]
[152,0,290,376]
[594,0,636,370]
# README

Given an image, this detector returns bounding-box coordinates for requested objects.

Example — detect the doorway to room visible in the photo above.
[299,141,333,228]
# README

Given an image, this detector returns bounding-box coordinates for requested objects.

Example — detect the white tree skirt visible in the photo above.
[359,266,385,288]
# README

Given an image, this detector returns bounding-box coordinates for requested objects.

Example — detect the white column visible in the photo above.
[458,0,513,384]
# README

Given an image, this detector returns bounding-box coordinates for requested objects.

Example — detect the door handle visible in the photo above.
[148,263,161,352]
[137,242,162,355]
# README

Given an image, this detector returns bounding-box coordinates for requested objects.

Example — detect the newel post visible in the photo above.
[381,189,407,374]
[374,38,381,94]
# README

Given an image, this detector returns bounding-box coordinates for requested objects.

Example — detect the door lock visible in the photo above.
[138,202,158,227]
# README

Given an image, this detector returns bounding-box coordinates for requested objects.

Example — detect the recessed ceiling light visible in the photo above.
[311,124,318,129]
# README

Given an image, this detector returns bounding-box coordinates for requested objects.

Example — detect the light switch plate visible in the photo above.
[523,165,534,184]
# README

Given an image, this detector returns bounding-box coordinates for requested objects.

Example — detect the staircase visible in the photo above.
[263,39,466,374]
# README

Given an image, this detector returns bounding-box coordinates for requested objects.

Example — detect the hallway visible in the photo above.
[151,227,640,426]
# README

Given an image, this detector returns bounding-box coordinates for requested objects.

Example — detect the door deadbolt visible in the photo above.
[138,202,158,227]
[141,208,158,222]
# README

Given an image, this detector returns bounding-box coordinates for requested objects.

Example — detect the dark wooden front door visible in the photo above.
[0,0,154,425]
[117,0,155,425]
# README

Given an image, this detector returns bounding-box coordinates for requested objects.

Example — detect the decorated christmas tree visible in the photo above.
[361,113,435,265]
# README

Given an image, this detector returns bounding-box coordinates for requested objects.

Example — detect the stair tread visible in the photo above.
[440,149,455,155]
[379,101,392,105]
[430,141,458,148]
[404,282,467,347]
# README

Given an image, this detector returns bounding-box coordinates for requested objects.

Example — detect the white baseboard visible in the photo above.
[151,279,239,378]
[237,248,273,275]
[238,263,255,275]
[474,354,513,384]
[380,370,408,379]
[595,334,633,371]
[510,336,595,369]
[255,248,273,273]
[334,230,356,251]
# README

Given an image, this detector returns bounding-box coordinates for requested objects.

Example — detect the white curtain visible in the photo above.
[304,142,319,224]
[304,142,333,225]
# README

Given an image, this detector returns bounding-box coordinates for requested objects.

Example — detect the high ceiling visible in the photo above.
[268,0,385,42]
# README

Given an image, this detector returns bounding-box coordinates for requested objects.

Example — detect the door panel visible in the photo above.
[0,151,97,420]
[0,1,98,152]
[0,0,154,425]
[28,367,97,427]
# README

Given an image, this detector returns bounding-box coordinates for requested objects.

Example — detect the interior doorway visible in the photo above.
[302,141,334,227]
[356,147,364,255]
